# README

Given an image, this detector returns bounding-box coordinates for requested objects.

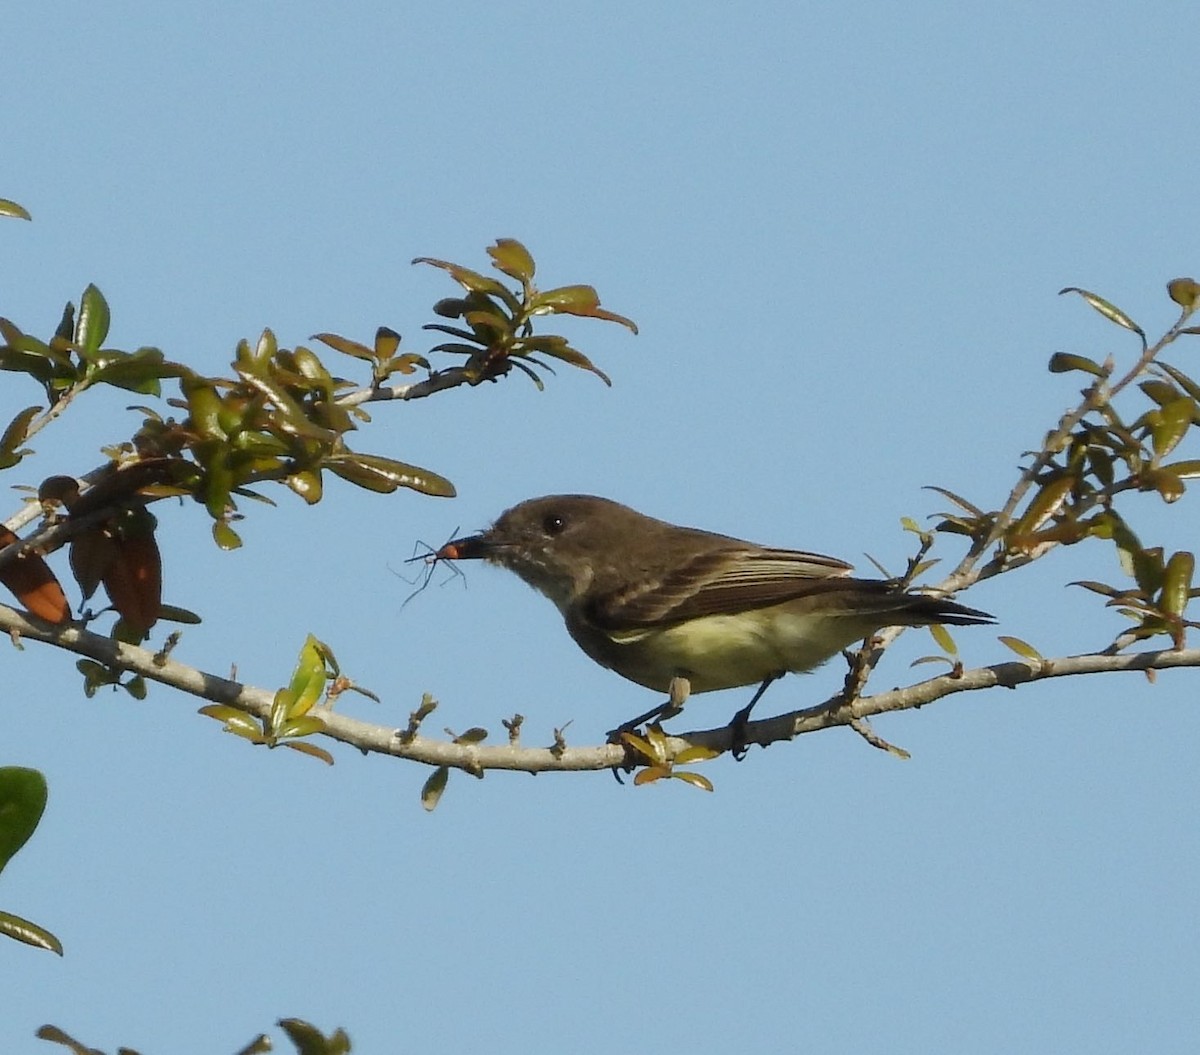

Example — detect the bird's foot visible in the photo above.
[728,702,754,762]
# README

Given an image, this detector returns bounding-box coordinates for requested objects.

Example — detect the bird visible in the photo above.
[436,494,993,737]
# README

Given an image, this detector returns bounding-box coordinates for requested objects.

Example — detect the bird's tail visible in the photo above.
[895,593,994,626]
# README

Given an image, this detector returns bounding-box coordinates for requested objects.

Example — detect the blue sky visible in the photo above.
[5,2,1199,1052]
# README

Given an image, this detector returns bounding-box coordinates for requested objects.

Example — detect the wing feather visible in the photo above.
[588,546,859,629]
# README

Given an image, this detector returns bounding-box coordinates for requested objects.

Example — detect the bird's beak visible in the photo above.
[435,532,491,561]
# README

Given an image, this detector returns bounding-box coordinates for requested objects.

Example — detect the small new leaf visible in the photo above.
[421,766,450,811]
[998,635,1044,662]
[283,741,335,765]
[198,704,266,741]
[928,622,958,655]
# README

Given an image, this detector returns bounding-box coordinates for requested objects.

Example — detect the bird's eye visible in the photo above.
[541,513,566,536]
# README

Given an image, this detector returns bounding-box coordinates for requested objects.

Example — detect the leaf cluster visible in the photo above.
[930,281,1200,652]
[413,237,637,388]
[0,237,635,672]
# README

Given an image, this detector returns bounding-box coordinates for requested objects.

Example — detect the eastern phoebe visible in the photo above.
[437,495,992,729]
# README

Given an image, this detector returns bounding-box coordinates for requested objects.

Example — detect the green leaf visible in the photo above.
[324,452,456,497]
[0,767,48,876]
[452,726,488,745]
[487,238,536,284]
[530,284,600,314]
[278,1018,352,1055]
[1069,579,1123,598]
[519,340,612,385]
[1151,398,1195,460]
[998,635,1043,661]
[1060,284,1142,343]
[1147,467,1187,504]
[0,910,62,955]
[377,352,428,380]
[0,345,59,384]
[0,198,32,221]
[412,256,517,302]
[673,771,714,792]
[90,347,188,395]
[1058,286,1146,345]
[506,359,546,390]
[77,658,119,696]
[287,468,324,505]
[270,688,293,733]
[374,326,402,359]
[911,654,957,669]
[1048,352,1107,377]
[923,485,984,517]
[463,307,512,339]
[0,406,40,469]
[1160,459,1200,480]
[527,285,638,332]
[35,1025,102,1053]
[76,284,111,358]
[282,740,335,765]
[1156,362,1200,402]
[199,704,264,739]
[234,1031,274,1055]
[1167,277,1200,310]
[159,603,203,624]
[1139,379,1182,407]
[1160,551,1195,617]
[212,521,243,550]
[421,766,450,811]
[311,332,374,361]
[1087,446,1115,489]
[285,635,330,717]
[278,716,328,739]
[928,623,958,655]
[1013,475,1074,536]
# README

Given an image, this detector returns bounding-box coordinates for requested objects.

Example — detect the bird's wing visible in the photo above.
[588,546,859,630]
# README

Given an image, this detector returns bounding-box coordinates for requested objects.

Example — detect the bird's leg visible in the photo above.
[729,672,784,760]
[606,675,691,741]
[606,677,692,783]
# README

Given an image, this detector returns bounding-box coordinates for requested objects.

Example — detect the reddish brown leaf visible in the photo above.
[101,530,162,633]
[0,527,70,624]
[69,527,119,601]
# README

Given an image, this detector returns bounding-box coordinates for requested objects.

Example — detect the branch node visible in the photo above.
[848,717,911,759]
[397,692,438,744]
[502,713,524,746]
[551,721,570,758]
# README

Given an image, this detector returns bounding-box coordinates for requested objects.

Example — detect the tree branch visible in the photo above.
[336,364,509,406]
[3,601,1196,777]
